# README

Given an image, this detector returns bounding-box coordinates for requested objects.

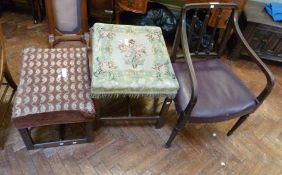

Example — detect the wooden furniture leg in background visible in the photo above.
[115,0,148,24]
[27,0,44,24]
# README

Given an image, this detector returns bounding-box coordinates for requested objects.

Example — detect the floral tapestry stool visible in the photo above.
[91,23,179,127]
[12,48,95,150]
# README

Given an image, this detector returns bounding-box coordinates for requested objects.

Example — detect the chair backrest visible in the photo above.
[171,3,238,59]
[45,0,89,47]
[171,3,274,114]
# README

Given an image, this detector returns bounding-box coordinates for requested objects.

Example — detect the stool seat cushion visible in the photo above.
[12,48,95,128]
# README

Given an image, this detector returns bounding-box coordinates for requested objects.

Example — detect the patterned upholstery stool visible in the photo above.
[12,47,95,150]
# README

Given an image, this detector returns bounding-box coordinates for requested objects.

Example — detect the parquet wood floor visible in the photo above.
[0,11,281,175]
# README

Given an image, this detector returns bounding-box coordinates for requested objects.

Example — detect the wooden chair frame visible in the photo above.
[0,26,17,125]
[166,3,274,147]
[45,0,89,47]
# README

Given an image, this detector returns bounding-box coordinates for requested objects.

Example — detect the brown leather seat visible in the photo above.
[173,58,257,123]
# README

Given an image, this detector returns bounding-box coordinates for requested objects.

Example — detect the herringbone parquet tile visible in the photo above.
[0,11,282,175]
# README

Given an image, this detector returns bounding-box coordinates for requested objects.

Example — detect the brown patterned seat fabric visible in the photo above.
[12,48,95,128]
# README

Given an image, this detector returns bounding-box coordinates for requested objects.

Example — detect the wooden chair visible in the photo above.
[0,26,17,125]
[44,0,89,47]
[165,3,274,147]
[12,47,95,150]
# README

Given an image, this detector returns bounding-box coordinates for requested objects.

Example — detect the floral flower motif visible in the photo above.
[99,61,117,72]
[152,61,174,79]
[100,31,114,39]
[118,39,146,69]
[146,32,161,41]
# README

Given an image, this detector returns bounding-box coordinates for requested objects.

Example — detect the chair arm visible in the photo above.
[179,11,198,115]
[232,11,275,104]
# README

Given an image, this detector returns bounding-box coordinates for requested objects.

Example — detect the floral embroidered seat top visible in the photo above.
[91,23,179,98]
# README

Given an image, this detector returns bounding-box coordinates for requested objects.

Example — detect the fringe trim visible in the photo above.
[91,91,176,99]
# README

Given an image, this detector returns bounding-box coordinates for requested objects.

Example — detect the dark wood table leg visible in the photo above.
[156,97,172,129]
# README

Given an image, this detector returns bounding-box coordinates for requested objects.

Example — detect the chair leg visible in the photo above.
[227,114,249,136]
[18,128,34,150]
[165,113,188,148]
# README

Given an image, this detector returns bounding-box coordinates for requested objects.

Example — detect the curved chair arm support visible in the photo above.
[179,9,198,115]
[232,11,275,104]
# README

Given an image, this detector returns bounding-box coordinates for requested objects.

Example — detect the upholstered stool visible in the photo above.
[12,47,95,150]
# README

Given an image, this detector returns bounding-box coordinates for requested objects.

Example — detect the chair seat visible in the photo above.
[173,58,257,123]
[12,48,95,128]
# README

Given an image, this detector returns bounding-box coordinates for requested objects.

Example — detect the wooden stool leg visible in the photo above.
[156,98,172,128]
[85,122,93,142]
[18,128,34,150]
[59,124,65,141]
